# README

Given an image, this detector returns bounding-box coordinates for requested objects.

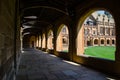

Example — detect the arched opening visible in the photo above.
[112,40,115,45]
[56,24,69,52]
[77,9,116,60]
[87,40,91,46]
[94,39,98,45]
[42,34,46,48]
[47,30,53,49]
[30,36,36,48]
[101,39,104,45]
[107,39,110,45]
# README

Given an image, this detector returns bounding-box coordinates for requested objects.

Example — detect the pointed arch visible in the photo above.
[56,24,69,52]
[77,9,116,60]
[47,30,54,49]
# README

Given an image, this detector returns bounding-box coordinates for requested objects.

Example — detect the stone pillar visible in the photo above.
[41,35,43,48]
[37,35,39,48]
[90,38,94,46]
[110,39,112,46]
[84,38,87,47]
[77,26,84,55]
[69,19,77,61]
[47,36,49,49]
[39,35,41,48]
[53,29,58,56]
[35,36,39,48]
[114,12,120,62]
[45,33,47,50]
[104,38,107,46]
[98,38,101,46]
[47,35,53,49]
[42,34,46,48]
[56,33,62,51]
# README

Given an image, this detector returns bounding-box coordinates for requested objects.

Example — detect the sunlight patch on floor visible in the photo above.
[49,54,57,57]
[63,60,80,66]
[106,77,116,80]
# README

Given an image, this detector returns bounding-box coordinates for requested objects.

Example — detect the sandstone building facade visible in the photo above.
[83,11,115,47]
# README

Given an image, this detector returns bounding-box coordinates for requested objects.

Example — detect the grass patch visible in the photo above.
[63,50,68,52]
[84,46,115,60]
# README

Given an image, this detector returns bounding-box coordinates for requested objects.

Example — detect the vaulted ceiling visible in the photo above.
[20,0,88,35]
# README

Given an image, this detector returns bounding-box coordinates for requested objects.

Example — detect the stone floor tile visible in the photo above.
[16,48,119,80]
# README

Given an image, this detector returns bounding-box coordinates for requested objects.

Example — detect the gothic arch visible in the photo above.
[56,24,69,52]
[77,8,116,56]
[47,30,54,49]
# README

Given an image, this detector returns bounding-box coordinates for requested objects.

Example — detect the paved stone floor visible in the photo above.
[16,48,119,80]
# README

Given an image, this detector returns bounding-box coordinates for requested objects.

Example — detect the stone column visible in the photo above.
[98,38,101,46]
[77,26,84,55]
[114,13,120,62]
[39,35,41,48]
[110,39,112,46]
[37,35,39,48]
[56,32,62,51]
[104,38,107,46]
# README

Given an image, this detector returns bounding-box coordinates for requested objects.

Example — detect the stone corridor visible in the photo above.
[16,48,117,80]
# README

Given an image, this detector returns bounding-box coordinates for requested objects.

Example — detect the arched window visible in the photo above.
[56,24,69,52]
[47,30,53,49]
[77,10,115,60]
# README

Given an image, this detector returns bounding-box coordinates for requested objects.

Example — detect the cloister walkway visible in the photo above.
[16,48,117,80]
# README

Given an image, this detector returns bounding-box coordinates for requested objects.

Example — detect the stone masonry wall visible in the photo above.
[0,0,19,80]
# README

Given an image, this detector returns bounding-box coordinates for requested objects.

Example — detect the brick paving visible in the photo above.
[16,48,117,80]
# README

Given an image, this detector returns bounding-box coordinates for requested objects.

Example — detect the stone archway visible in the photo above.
[56,24,69,52]
[47,30,53,49]
[101,39,104,45]
[94,39,98,45]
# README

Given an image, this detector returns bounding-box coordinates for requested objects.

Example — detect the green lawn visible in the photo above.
[84,46,115,60]
[63,50,68,52]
